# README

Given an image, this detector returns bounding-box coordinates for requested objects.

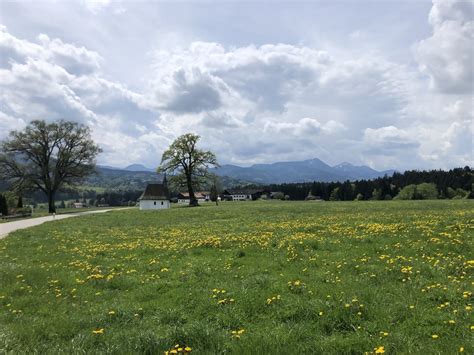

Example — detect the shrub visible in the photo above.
[396,184,417,200]
[416,183,438,200]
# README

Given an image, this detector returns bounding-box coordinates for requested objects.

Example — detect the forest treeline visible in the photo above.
[248,167,473,201]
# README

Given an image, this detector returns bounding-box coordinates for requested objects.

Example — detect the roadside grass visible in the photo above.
[0,200,472,354]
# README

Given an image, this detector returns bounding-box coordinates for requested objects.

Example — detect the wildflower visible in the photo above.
[231,328,245,339]
[92,328,104,335]
[108,311,115,315]
[431,334,439,339]
[374,346,385,354]
[459,347,464,352]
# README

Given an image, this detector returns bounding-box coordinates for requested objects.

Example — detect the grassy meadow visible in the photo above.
[0,200,472,354]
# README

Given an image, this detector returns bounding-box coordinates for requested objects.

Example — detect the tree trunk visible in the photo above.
[186,174,199,207]
[17,196,23,208]
[48,191,56,213]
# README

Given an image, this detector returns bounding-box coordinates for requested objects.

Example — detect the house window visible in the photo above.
[154,201,156,205]
[161,201,163,205]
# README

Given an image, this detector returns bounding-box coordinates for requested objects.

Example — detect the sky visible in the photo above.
[0,0,472,170]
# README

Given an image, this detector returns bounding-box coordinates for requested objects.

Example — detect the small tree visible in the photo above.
[371,188,383,200]
[329,188,340,201]
[272,192,285,200]
[209,175,222,206]
[416,183,438,200]
[158,133,219,207]
[59,200,66,209]
[0,120,101,213]
[395,184,417,200]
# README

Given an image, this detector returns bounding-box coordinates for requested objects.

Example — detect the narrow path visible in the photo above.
[0,208,131,239]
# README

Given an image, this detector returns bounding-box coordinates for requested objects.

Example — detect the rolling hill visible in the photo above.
[1,158,395,194]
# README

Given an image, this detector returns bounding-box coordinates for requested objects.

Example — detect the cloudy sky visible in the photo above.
[0,0,472,170]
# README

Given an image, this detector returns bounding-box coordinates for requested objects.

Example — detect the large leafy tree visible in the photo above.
[158,133,219,206]
[0,120,101,213]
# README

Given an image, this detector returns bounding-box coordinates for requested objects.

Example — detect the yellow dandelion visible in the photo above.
[92,328,104,335]
[431,334,439,339]
[374,346,385,354]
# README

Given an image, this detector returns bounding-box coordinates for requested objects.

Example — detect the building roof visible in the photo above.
[178,191,209,198]
[224,189,266,195]
[139,183,169,200]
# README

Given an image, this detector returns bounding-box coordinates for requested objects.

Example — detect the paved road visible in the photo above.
[0,208,129,239]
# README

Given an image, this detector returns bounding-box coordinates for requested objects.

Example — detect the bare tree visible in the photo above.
[0,120,101,213]
[158,133,218,206]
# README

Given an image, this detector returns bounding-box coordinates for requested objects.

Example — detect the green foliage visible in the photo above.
[396,183,439,200]
[158,133,219,206]
[371,188,383,200]
[272,192,285,200]
[0,120,101,213]
[455,188,469,199]
[416,183,438,200]
[395,184,418,200]
[0,200,472,353]
[329,187,340,201]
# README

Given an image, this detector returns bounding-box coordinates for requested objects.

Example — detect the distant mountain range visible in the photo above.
[101,158,395,186]
[85,166,250,191]
[123,164,156,172]
[210,158,394,184]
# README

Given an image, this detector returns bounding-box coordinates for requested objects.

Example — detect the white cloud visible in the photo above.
[415,0,473,93]
[82,0,112,14]
[0,0,472,171]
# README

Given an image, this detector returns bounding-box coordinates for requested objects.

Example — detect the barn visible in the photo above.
[138,181,170,210]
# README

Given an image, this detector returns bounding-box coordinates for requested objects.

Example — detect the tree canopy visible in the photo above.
[0,120,101,213]
[158,133,218,206]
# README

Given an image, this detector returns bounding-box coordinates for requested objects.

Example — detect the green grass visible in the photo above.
[0,200,472,354]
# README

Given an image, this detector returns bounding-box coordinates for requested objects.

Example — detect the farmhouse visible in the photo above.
[177,191,209,204]
[138,181,170,210]
[222,189,268,201]
[71,202,86,208]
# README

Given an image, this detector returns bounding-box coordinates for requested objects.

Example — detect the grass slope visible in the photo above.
[0,200,472,354]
